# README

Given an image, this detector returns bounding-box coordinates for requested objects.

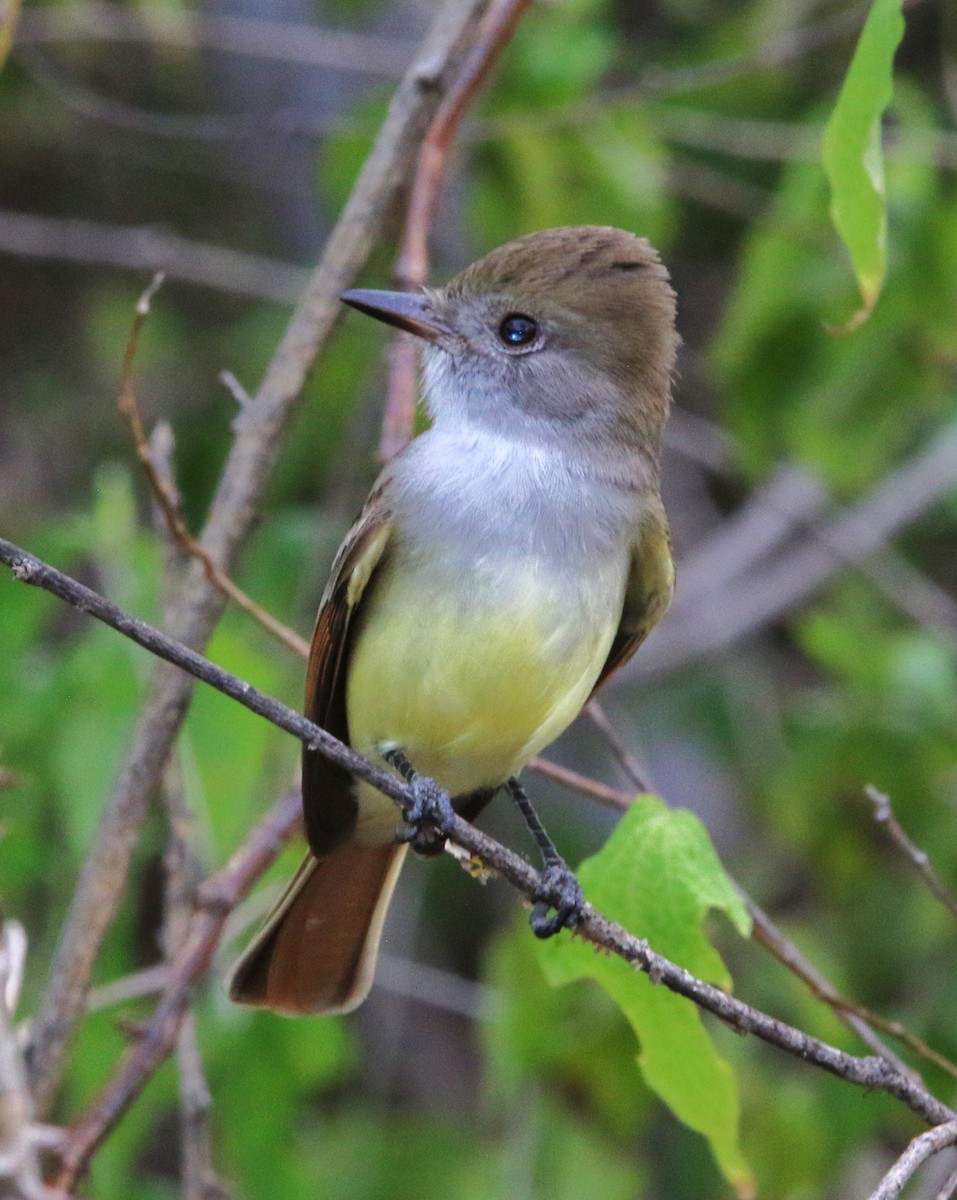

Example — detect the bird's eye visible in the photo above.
[498,313,539,348]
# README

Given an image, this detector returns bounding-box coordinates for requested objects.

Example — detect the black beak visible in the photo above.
[340,289,452,344]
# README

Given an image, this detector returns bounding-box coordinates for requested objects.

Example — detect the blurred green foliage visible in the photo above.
[1,0,956,1197]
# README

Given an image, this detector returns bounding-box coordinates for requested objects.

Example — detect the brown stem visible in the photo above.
[380,0,533,461]
[865,785,957,922]
[119,275,310,659]
[54,791,302,1190]
[527,757,633,810]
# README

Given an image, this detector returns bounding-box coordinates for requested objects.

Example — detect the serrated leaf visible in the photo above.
[822,0,905,330]
[536,797,753,1197]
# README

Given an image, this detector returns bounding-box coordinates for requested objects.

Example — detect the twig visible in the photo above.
[53,790,302,1191]
[635,423,957,679]
[118,277,310,659]
[827,996,957,1084]
[865,786,957,922]
[867,1121,957,1200]
[0,209,309,304]
[86,966,169,1013]
[381,0,533,461]
[747,899,931,1080]
[0,923,67,1200]
[161,766,230,1200]
[149,435,232,1200]
[584,701,655,794]
[15,3,414,77]
[176,1016,229,1200]
[23,0,494,1119]
[1,539,953,1182]
[579,701,918,1074]
[527,757,633,810]
[935,1162,957,1200]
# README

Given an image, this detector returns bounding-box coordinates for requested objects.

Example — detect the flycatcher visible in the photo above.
[229,226,678,1015]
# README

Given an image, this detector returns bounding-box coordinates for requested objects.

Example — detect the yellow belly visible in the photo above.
[346,558,620,817]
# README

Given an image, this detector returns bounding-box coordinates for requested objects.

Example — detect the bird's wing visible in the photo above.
[302,477,394,856]
[591,504,674,697]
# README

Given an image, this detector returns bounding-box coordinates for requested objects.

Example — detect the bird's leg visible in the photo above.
[383,747,456,856]
[505,776,585,937]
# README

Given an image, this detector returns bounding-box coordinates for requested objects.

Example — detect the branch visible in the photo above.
[635,423,957,680]
[381,0,533,461]
[54,789,302,1191]
[23,0,495,1119]
[527,757,633,811]
[865,786,957,922]
[580,701,921,1075]
[0,923,68,1200]
[867,1121,957,1200]
[0,209,309,304]
[15,3,414,77]
[119,276,310,659]
[1,539,953,1183]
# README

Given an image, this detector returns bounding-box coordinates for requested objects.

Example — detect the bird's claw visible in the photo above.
[398,774,456,855]
[530,862,585,938]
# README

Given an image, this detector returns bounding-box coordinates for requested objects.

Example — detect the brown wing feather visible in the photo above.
[590,505,675,698]
[302,477,393,856]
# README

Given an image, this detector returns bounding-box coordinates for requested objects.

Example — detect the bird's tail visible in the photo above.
[228,839,407,1015]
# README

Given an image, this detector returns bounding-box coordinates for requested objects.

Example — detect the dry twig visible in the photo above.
[381,0,533,461]
[867,1120,957,1200]
[0,923,67,1200]
[118,276,310,659]
[865,786,957,922]
[527,757,633,811]
[0,209,309,304]
[635,423,957,679]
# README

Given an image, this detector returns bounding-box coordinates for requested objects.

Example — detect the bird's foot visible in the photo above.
[531,860,585,938]
[503,776,585,937]
[384,748,456,856]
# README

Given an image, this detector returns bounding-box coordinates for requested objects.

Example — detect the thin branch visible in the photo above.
[530,730,945,1079]
[584,701,655,794]
[935,1162,957,1200]
[865,786,957,922]
[747,898,931,1080]
[1,539,953,1184]
[118,278,310,659]
[0,209,309,304]
[381,0,533,461]
[635,424,957,680]
[24,0,495,1119]
[580,702,919,1075]
[54,789,302,1191]
[86,966,169,1014]
[176,1016,229,1200]
[868,1121,957,1200]
[15,3,414,77]
[0,923,67,1200]
[527,757,633,811]
[148,431,232,1200]
[161,767,230,1200]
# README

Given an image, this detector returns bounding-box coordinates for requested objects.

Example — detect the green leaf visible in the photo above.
[822,0,905,329]
[536,797,754,1196]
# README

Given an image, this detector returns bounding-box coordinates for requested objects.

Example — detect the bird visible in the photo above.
[228,225,678,1015]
